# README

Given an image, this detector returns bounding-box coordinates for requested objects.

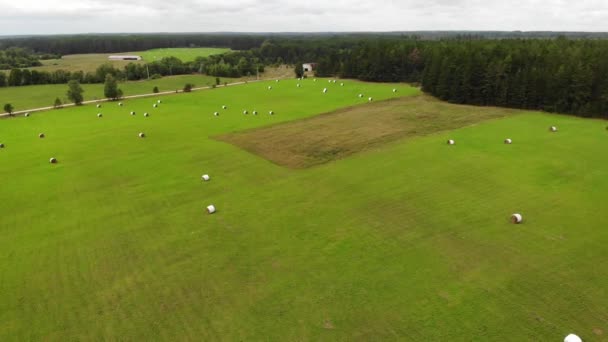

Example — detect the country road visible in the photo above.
[0,79,267,118]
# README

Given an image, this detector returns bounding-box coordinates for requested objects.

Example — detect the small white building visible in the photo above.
[302,63,317,73]
[108,55,142,61]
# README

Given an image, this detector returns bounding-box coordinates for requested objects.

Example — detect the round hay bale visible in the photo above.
[297,84,301,87]
[564,334,582,342]
[323,88,328,93]
[222,105,227,109]
[118,102,123,106]
[358,94,363,98]
[333,80,337,83]
[0,143,4,148]
[393,88,397,93]
[153,104,158,108]
[24,112,30,117]
[275,79,279,83]
[340,82,344,86]
[39,133,45,138]
[504,138,512,144]
[214,112,219,116]
[130,111,135,115]
[206,204,216,214]
[447,139,455,145]
[138,132,145,138]
[97,113,103,118]
[49,157,57,164]
[368,97,373,102]
[550,126,558,132]
[202,174,210,181]
[157,100,162,104]
[314,79,317,82]
[328,80,332,83]
[253,110,258,115]
[144,113,149,117]
[96,104,101,108]
[511,213,523,224]
[243,110,248,115]
[269,110,274,115]
[268,86,272,90]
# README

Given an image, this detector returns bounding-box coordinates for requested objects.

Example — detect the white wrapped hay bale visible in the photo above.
[24,112,30,117]
[206,205,216,214]
[393,88,397,93]
[157,100,162,104]
[333,80,337,83]
[97,113,103,118]
[118,102,123,106]
[96,104,101,108]
[201,174,210,181]
[550,126,558,132]
[49,157,57,164]
[313,79,317,82]
[144,113,149,117]
[297,84,301,87]
[564,334,582,342]
[504,138,512,144]
[511,213,523,224]
[340,82,344,86]
[138,132,146,138]
[39,133,45,138]
[447,139,455,145]
[222,105,227,109]
[243,110,248,115]
[358,94,363,98]
[214,112,219,116]
[253,110,258,115]
[323,88,328,93]
[368,97,373,102]
[269,110,274,115]
[153,104,158,108]
[267,86,272,90]
[130,111,135,115]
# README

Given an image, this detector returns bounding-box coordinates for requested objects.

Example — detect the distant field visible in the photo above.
[18,47,231,73]
[0,75,235,110]
[137,47,231,62]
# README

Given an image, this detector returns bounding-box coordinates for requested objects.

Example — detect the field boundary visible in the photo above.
[0,78,275,118]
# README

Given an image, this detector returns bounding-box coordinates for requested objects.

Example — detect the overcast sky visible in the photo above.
[0,0,606,35]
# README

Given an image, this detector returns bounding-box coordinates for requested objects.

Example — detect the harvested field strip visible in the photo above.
[218,95,521,168]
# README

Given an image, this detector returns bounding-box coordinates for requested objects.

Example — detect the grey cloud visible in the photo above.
[0,0,607,34]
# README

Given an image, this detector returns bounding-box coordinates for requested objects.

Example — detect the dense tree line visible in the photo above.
[0,47,42,69]
[0,34,267,55]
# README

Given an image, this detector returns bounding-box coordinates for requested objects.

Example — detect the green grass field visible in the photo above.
[136,47,231,62]
[0,75,234,111]
[14,47,230,73]
[1,78,608,341]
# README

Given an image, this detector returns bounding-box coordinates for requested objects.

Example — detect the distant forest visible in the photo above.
[1,33,608,118]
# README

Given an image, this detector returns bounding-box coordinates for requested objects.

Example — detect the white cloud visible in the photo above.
[0,0,607,34]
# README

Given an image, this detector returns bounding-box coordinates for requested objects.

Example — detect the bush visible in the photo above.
[183,83,194,92]
[53,98,62,109]
[153,86,159,93]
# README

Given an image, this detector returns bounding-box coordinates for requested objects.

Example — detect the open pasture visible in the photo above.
[1,78,608,341]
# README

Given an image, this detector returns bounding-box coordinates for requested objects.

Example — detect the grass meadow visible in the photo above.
[1,78,607,340]
[0,75,234,111]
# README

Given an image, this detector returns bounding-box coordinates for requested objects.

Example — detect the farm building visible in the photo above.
[108,55,142,61]
[302,63,317,73]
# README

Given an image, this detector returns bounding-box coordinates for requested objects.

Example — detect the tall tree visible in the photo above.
[104,74,121,100]
[66,80,84,105]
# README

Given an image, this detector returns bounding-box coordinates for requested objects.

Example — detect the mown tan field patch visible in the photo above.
[218,95,521,168]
